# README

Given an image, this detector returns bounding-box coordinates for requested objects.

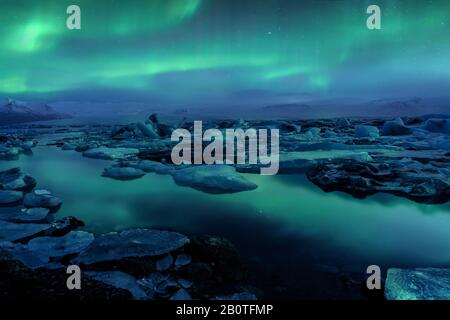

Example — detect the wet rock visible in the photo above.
[23,189,62,212]
[185,235,246,282]
[385,268,450,300]
[382,118,412,136]
[75,229,189,265]
[170,288,192,300]
[0,168,36,191]
[86,271,149,300]
[355,125,379,138]
[83,146,139,160]
[170,165,257,194]
[28,231,94,261]
[156,254,173,271]
[0,190,23,206]
[102,166,146,181]
[0,220,51,242]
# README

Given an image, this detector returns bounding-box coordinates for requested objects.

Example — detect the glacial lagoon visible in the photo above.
[1,144,449,298]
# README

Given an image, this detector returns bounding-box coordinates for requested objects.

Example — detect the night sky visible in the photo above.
[1,0,449,105]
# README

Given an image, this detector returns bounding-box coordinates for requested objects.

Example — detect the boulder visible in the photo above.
[170,165,257,194]
[74,229,189,265]
[385,268,450,300]
[44,216,85,236]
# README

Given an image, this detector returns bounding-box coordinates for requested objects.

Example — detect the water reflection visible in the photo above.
[1,146,450,298]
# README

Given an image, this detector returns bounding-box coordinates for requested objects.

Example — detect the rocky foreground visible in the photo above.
[0,171,257,300]
[1,112,449,300]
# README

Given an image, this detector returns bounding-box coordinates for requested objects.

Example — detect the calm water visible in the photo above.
[1,146,450,298]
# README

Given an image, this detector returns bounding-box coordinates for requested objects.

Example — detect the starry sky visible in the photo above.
[1,0,449,106]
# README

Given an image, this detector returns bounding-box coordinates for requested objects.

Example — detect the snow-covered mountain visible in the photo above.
[0,98,69,124]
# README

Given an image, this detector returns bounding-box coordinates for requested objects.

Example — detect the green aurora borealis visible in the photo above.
[1,0,449,103]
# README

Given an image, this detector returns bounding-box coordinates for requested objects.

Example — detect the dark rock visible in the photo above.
[44,216,85,236]
[186,235,246,282]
